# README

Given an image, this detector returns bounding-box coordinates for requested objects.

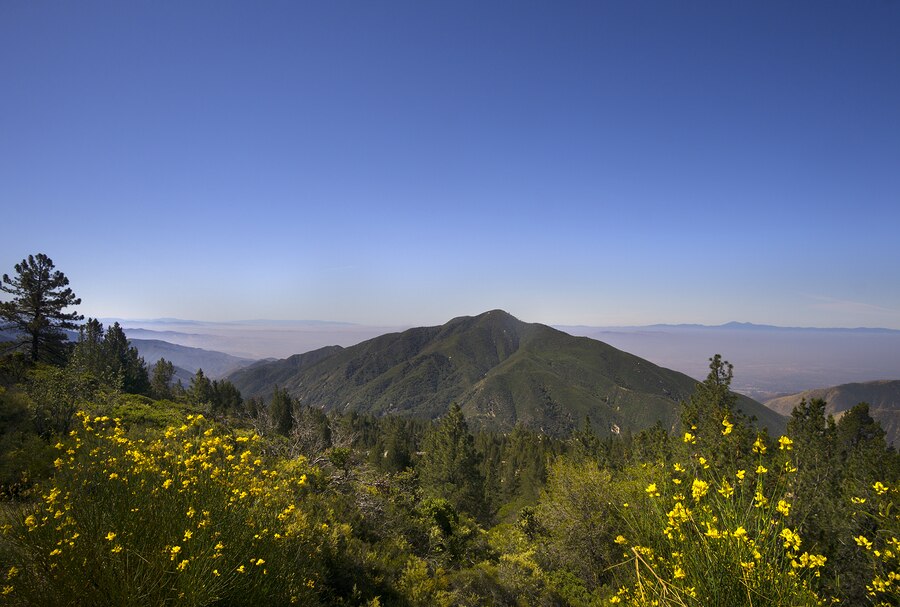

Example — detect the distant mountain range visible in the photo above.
[559,321,900,334]
[228,310,784,437]
[764,380,900,446]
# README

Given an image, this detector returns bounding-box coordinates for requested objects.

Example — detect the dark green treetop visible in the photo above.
[0,254,83,364]
[70,319,150,394]
[419,403,486,519]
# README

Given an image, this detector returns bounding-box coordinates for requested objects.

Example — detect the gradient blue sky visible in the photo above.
[2,1,899,328]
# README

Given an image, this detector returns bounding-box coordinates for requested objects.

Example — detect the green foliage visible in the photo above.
[25,364,106,437]
[0,254,83,364]
[0,413,328,606]
[419,404,485,520]
[150,357,175,399]
[270,387,294,436]
[70,319,150,394]
[1,354,898,606]
[532,457,628,591]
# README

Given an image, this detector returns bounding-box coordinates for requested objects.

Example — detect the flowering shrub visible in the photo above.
[609,429,827,606]
[1,412,335,606]
[848,481,900,606]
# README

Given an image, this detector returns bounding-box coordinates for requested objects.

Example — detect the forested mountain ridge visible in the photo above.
[228,310,784,436]
[765,379,900,445]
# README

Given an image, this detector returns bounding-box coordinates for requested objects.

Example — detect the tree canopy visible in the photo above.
[0,254,83,363]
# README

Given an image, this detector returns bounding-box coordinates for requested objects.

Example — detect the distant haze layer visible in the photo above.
[112,319,407,360]
[560,324,900,401]
[113,318,900,402]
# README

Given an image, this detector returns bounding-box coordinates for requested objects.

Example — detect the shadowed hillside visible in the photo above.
[129,339,256,379]
[765,380,900,446]
[229,310,784,436]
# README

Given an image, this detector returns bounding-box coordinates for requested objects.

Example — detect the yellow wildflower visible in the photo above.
[752,436,766,454]
[683,432,696,444]
[776,500,791,516]
[780,527,802,551]
[756,464,767,475]
[691,479,709,502]
[736,469,746,481]
[872,481,888,495]
[722,416,734,435]
[105,532,116,541]
[754,491,768,508]
[778,435,793,450]
[854,535,873,550]
[645,483,660,497]
[704,522,723,538]
[718,480,734,498]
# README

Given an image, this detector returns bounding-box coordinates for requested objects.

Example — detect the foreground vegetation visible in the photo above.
[1,254,898,605]
[1,348,898,606]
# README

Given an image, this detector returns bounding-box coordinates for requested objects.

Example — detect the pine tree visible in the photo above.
[102,322,150,394]
[680,354,751,468]
[0,254,83,363]
[189,369,214,405]
[419,404,485,518]
[150,358,175,399]
[70,320,149,394]
[269,387,294,436]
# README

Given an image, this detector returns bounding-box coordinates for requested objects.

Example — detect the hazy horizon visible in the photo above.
[101,312,900,401]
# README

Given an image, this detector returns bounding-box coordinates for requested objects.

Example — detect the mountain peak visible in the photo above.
[229,312,784,436]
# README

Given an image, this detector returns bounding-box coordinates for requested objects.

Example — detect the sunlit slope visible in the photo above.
[230,310,784,436]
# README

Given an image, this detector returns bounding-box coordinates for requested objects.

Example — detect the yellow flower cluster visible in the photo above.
[4,411,325,605]
[612,433,830,605]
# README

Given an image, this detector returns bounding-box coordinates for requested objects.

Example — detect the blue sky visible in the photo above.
[2,1,899,328]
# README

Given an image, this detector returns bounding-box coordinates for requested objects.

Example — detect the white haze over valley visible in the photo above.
[111,318,900,402]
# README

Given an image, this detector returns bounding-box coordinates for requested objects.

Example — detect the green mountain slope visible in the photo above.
[229,310,784,436]
[764,380,900,446]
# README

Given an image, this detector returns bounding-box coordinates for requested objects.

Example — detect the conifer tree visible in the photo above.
[680,354,751,467]
[70,320,149,394]
[103,322,150,394]
[419,404,485,518]
[270,387,294,436]
[150,358,175,399]
[0,254,83,363]
[189,369,214,405]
